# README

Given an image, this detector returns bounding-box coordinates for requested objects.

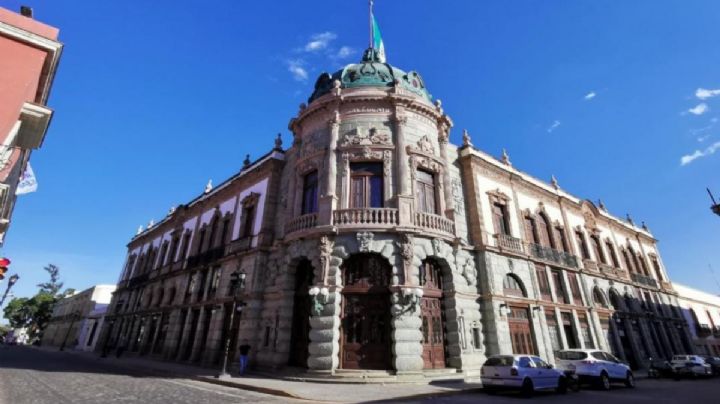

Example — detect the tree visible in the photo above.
[3,297,32,329]
[37,264,63,296]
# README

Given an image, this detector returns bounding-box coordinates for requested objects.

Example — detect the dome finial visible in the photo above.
[205,179,213,194]
[462,129,474,148]
[501,148,512,166]
[551,175,559,189]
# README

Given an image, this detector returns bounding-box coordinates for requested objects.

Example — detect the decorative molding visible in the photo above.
[356,231,374,252]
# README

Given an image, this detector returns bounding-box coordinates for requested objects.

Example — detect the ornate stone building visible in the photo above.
[98,45,694,378]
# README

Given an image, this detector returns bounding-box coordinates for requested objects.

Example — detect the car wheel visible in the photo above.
[598,372,611,390]
[556,376,568,394]
[521,378,534,398]
[625,372,635,388]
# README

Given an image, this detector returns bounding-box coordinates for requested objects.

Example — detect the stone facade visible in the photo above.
[674,283,720,356]
[98,46,699,377]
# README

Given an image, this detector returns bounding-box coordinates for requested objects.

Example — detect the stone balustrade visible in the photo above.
[495,233,524,253]
[333,208,399,227]
[414,211,454,235]
[286,213,318,234]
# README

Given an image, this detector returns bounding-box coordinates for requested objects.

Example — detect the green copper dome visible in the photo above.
[308,48,432,103]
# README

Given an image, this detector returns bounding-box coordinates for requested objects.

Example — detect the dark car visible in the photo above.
[648,359,676,378]
[700,356,720,376]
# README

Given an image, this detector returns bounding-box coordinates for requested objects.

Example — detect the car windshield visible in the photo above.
[556,351,587,360]
[484,356,514,367]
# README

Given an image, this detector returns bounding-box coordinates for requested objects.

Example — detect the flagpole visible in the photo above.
[369,0,373,49]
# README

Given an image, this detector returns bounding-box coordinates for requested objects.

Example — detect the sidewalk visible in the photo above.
[36,347,482,403]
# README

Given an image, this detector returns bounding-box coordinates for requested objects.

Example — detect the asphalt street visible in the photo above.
[0,345,294,404]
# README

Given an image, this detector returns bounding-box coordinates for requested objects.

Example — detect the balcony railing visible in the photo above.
[414,211,454,235]
[186,246,226,268]
[583,259,598,272]
[286,213,318,234]
[496,234,524,253]
[631,272,658,288]
[527,243,579,268]
[333,208,399,227]
[227,236,253,254]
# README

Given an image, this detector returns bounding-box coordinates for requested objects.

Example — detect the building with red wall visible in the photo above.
[0,6,62,245]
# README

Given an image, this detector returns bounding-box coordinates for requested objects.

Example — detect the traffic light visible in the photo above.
[0,257,10,280]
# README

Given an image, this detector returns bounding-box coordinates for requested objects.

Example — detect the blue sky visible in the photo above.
[2,0,720,316]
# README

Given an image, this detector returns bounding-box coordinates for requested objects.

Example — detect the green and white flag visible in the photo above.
[372,14,386,63]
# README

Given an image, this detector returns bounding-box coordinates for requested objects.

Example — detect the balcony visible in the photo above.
[496,233,524,254]
[227,236,253,254]
[631,273,658,288]
[527,243,579,268]
[286,213,318,234]
[583,259,599,272]
[697,323,712,338]
[187,246,226,268]
[414,211,455,235]
[333,208,399,227]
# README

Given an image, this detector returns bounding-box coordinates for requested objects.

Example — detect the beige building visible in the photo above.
[674,283,720,356]
[98,43,695,379]
[42,284,115,350]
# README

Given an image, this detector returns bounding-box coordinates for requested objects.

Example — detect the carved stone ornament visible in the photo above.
[416,135,435,154]
[241,192,261,207]
[396,233,414,262]
[583,210,597,230]
[462,129,473,147]
[452,178,465,214]
[356,231,374,252]
[461,258,477,286]
[341,127,392,147]
[432,238,442,256]
[318,236,334,282]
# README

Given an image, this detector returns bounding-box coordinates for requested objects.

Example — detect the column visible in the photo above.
[318,113,340,226]
[438,125,455,219]
[394,112,414,227]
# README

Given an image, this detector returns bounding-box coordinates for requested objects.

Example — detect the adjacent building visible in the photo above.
[98,43,695,378]
[0,6,62,245]
[674,283,720,356]
[42,284,115,351]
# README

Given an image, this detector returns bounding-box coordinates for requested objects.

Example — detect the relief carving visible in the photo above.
[341,127,392,147]
[452,178,465,214]
[356,231,374,252]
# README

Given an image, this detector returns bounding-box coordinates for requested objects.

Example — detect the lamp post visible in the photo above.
[0,274,19,307]
[216,268,246,379]
[59,310,82,351]
[708,188,720,217]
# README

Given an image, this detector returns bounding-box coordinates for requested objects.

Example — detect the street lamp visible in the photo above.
[216,268,246,379]
[708,188,720,217]
[0,274,19,307]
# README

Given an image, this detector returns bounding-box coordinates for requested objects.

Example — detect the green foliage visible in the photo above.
[3,297,33,329]
[37,264,63,296]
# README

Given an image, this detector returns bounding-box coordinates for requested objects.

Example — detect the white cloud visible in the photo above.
[696,88,720,100]
[584,91,596,100]
[698,134,712,143]
[303,32,337,52]
[547,120,561,133]
[688,103,709,116]
[335,46,355,59]
[287,59,308,81]
[680,141,720,166]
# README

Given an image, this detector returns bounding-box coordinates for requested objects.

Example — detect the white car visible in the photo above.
[555,349,635,390]
[481,354,568,396]
[670,355,713,377]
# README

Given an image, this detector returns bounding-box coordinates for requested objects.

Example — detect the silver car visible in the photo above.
[555,349,635,390]
[481,354,568,397]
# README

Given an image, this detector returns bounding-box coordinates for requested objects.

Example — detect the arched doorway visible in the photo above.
[340,253,391,370]
[289,259,314,367]
[420,259,446,369]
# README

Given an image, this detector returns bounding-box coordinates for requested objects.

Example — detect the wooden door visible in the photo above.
[340,254,391,370]
[421,297,446,368]
[508,306,536,355]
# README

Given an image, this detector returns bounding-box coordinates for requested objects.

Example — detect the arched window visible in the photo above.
[503,274,526,297]
[536,213,554,248]
[609,289,624,311]
[593,287,609,309]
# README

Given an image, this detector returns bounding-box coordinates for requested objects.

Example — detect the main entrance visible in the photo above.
[340,253,391,370]
[508,306,536,355]
[289,259,314,367]
[420,259,446,369]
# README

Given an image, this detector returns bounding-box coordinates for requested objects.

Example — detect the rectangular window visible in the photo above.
[591,235,605,264]
[575,230,590,260]
[241,205,256,238]
[552,270,567,304]
[524,216,539,244]
[196,229,206,254]
[169,237,180,263]
[415,169,437,214]
[492,203,510,235]
[546,312,561,352]
[220,218,231,246]
[568,272,583,305]
[180,233,191,261]
[606,241,620,268]
[472,328,482,349]
[350,163,384,208]
[301,170,319,214]
[579,313,594,349]
[159,242,169,268]
[554,226,568,252]
[536,266,552,301]
[561,312,580,349]
[651,256,664,281]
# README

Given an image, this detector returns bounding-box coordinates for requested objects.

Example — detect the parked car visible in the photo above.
[648,358,676,378]
[671,355,713,377]
[554,349,635,390]
[700,356,720,376]
[481,354,568,397]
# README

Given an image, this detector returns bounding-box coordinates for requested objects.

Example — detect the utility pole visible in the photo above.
[0,274,19,307]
